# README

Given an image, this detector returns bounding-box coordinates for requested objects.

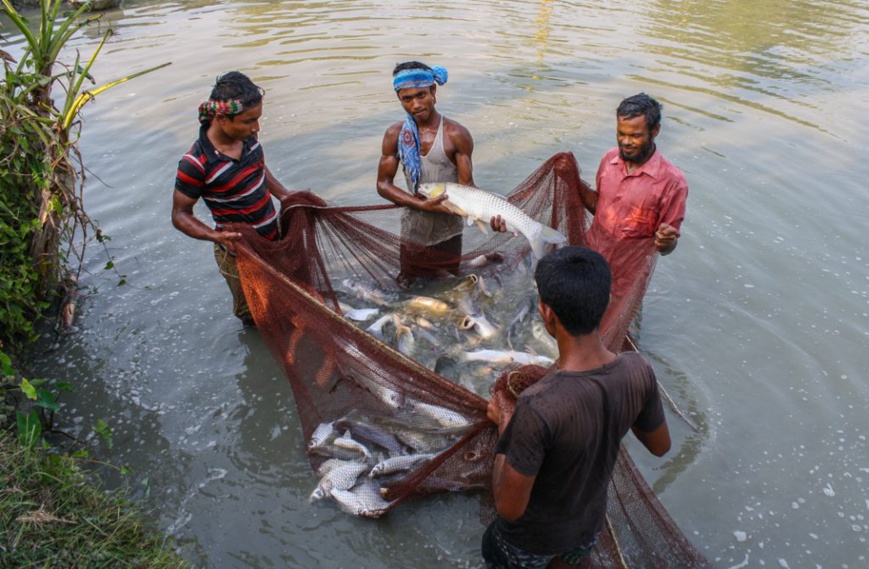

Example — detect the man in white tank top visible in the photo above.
[377,61,502,286]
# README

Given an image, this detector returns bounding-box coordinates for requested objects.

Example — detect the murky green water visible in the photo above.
[7,0,869,567]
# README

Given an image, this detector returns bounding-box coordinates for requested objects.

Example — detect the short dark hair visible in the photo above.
[534,246,611,336]
[617,93,662,132]
[209,71,264,116]
[393,61,432,76]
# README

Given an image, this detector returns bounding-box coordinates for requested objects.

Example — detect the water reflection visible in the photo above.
[640,0,869,133]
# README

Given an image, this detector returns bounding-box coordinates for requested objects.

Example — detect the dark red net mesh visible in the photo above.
[232,152,708,566]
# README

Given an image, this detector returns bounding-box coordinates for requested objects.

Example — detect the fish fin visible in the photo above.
[478,277,493,298]
[475,219,489,235]
[529,234,546,260]
[444,203,468,216]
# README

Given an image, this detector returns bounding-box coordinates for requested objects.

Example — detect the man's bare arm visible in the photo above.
[448,121,475,187]
[375,124,451,213]
[265,165,292,201]
[171,190,241,251]
[488,391,531,521]
[492,455,535,522]
[578,177,598,214]
[631,421,671,457]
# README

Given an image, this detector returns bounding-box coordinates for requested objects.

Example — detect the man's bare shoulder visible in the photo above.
[381,121,404,153]
[383,121,404,139]
[443,116,473,141]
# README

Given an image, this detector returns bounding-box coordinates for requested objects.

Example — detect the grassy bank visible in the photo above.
[0,430,187,568]
[1,3,184,566]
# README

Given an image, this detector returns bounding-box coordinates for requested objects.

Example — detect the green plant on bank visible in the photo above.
[0,90,52,350]
[1,348,69,448]
[0,430,187,568]
[1,3,182,565]
[0,349,186,567]
[1,0,170,350]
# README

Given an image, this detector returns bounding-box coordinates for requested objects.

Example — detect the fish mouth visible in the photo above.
[424,184,445,198]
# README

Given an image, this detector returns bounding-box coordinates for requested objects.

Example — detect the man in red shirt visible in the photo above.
[579,93,688,256]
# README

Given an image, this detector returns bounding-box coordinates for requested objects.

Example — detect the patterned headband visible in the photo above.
[197,98,244,123]
[393,65,448,92]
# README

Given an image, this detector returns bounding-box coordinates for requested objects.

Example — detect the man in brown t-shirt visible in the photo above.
[483,246,672,568]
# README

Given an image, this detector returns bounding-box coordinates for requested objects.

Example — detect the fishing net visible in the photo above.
[231,152,709,567]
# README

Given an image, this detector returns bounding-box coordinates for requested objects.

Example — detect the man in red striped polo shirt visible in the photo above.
[172,71,291,327]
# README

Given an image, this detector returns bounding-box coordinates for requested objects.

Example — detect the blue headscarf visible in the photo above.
[394,66,448,192]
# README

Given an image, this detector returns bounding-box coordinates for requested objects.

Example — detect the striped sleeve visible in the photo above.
[175,152,207,199]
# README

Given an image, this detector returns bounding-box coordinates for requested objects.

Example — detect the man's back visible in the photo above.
[495,351,665,553]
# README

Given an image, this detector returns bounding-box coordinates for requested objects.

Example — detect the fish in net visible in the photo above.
[231,152,710,567]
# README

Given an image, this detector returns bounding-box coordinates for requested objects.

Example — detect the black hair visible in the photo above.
[392,61,432,76]
[534,246,612,336]
[616,93,662,132]
[209,71,264,116]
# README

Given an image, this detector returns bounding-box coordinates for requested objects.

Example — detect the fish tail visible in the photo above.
[541,225,567,245]
[529,225,567,259]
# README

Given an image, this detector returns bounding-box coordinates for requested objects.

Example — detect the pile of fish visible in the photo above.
[307,407,470,518]
[336,270,558,397]
[306,268,559,516]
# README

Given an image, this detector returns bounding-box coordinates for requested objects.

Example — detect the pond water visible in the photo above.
[7,0,869,567]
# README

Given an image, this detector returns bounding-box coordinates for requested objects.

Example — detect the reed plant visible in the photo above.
[1,0,169,348]
[0,4,180,564]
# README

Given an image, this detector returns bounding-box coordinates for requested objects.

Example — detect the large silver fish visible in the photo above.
[352,373,404,410]
[370,416,465,453]
[309,460,370,502]
[338,301,379,322]
[395,427,467,453]
[507,294,537,350]
[456,294,499,340]
[417,183,566,260]
[329,479,391,518]
[335,415,409,456]
[370,452,438,478]
[308,421,337,451]
[332,430,372,459]
[341,278,394,307]
[403,398,472,429]
[316,458,349,477]
[459,348,555,367]
[530,318,559,355]
[459,315,498,341]
[449,273,493,299]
